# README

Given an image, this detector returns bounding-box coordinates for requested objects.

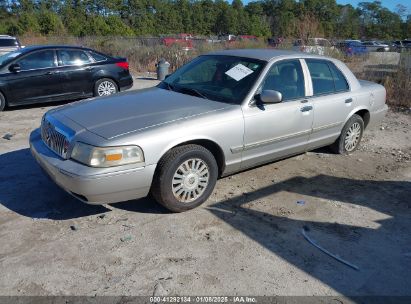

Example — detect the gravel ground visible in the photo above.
[0,78,410,297]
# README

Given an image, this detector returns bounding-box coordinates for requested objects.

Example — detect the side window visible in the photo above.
[17,50,55,70]
[328,62,349,92]
[58,50,92,66]
[261,60,305,101]
[306,60,334,95]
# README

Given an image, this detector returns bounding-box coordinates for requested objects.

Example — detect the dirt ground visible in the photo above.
[0,78,410,298]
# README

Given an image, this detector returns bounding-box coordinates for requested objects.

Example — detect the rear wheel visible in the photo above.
[331,114,364,154]
[151,144,218,212]
[94,78,118,97]
[0,92,6,112]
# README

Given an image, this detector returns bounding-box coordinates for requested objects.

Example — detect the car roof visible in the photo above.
[207,49,325,62]
[18,45,94,53]
[0,35,16,39]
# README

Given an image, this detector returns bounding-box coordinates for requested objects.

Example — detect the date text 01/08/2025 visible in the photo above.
[149,296,257,303]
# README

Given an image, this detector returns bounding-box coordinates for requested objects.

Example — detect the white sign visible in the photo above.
[225,64,254,81]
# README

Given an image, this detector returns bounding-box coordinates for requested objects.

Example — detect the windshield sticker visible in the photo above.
[225,64,254,81]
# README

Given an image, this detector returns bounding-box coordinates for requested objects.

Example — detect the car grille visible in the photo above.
[41,117,70,159]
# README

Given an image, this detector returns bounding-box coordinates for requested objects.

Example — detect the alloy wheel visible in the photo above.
[344,122,361,152]
[97,81,116,96]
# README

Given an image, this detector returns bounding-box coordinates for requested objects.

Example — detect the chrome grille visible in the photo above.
[41,117,69,159]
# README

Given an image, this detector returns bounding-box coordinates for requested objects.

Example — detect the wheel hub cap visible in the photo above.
[172,158,209,203]
[344,122,361,152]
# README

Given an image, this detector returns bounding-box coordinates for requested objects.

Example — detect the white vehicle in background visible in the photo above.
[292,38,337,56]
[0,35,22,56]
[362,41,390,52]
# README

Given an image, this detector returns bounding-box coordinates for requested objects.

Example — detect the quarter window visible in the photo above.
[17,50,56,70]
[58,50,92,66]
[261,60,305,101]
[90,51,107,62]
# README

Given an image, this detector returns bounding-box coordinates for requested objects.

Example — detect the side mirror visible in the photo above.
[9,63,21,73]
[259,90,282,104]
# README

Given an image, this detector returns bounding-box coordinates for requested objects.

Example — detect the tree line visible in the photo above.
[0,0,410,40]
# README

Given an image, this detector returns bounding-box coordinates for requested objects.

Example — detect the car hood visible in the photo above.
[55,87,231,139]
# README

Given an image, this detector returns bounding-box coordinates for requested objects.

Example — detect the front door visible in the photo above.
[7,49,63,105]
[241,59,314,169]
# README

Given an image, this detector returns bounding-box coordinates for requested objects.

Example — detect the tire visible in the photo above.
[151,144,218,212]
[330,114,364,154]
[0,92,6,112]
[94,78,118,97]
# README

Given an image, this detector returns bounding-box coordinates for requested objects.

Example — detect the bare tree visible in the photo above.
[296,13,323,42]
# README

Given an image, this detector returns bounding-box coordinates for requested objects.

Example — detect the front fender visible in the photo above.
[157,134,225,163]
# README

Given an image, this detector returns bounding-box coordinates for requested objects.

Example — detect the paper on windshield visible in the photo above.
[225,64,254,81]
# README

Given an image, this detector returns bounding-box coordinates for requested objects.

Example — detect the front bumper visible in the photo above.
[29,129,156,205]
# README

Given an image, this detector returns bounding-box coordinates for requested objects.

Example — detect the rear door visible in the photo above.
[303,59,353,149]
[6,49,63,105]
[56,49,95,97]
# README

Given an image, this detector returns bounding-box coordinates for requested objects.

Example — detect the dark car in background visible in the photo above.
[0,35,22,56]
[391,40,411,52]
[337,40,368,56]
[0,45,133,111]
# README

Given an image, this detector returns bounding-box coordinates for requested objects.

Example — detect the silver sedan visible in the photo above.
[30,49,388,212]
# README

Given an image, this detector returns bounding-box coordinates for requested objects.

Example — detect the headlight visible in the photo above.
[71,142,144,167]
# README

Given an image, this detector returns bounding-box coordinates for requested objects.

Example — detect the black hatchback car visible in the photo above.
[0,45,133,111]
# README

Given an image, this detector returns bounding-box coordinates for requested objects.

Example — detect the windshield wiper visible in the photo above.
[177,87,209,100]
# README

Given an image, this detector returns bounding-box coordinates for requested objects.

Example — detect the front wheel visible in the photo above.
[151,144,218,212]
[331,114,364,154]
[94,78,118,97]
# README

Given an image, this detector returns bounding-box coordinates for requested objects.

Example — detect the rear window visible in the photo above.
[0,39,19,47]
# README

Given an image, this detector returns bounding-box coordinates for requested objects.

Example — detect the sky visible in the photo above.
[239,0,407,14]
[335,0,404,13]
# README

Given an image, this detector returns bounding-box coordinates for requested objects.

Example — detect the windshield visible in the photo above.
[158,55,266,104]
[0,50,23,67]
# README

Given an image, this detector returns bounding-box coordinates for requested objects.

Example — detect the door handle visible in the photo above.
[301,105,313,112]
[301,99,309,103]
[86,67,94,71]
[345,98,353,104]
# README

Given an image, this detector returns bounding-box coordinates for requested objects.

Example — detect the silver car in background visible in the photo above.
[362,41,390,52]
[30,49,388,212]
[292,38,336,56]
[0,35,21,56]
